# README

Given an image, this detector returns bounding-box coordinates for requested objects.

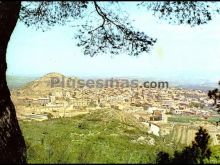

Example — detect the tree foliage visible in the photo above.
[19,1,156,57]
[156,127,212,164]
[15,1,220,56]
[19,1,88,29]
[208,81,220,113]
[139,1,220,26]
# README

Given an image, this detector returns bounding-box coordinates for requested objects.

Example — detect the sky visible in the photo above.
[6,2,220,84]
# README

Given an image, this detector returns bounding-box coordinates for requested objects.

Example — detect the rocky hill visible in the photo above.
[11,72,78,97]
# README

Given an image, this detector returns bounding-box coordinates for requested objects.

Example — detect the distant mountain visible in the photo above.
[7,72,218,92]
[21,72,65,91]
[140,75,219,92]
[172,84,217,92]
[169,80,219,92]
[10,72,79,97]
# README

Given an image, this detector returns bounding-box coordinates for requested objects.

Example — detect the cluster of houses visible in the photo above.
[12,79,220,145]
[12,83,217,123]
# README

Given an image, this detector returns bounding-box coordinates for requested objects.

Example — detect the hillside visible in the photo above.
[9,72,220,163]
[19,110,175,164]
[19,109,220,164]
[11,72,78,97]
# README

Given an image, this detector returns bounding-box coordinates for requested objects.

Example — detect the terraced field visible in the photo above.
[170,125,197,145]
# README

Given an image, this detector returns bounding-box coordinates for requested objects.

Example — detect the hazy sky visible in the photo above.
[6,2,220,83]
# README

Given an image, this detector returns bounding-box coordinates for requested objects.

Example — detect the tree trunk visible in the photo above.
[214,98,217,106]
[0,1,27,164]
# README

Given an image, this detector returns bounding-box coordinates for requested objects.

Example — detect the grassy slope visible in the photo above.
[19,110,174,164]
[19,110,220,164]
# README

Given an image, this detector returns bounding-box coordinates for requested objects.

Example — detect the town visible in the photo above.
[11,73,220,145]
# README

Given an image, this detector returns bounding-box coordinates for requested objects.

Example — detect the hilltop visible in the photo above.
[11,72,78,97]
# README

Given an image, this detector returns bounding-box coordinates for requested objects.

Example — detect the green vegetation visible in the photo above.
[19,111,174,164]
[19,111,220,164]
[156,127,220,164]
[209,145,220,164]
[168,115,203,123]
[168,115,220,123]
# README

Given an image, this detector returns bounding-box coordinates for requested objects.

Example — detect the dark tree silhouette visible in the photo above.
[208,89,219,105]
[156,127,212,164]
[0,1,220,163]
[193,127,212,164]
[208,81,220,113]
[156,151,170,164]
[139,1,220,26]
